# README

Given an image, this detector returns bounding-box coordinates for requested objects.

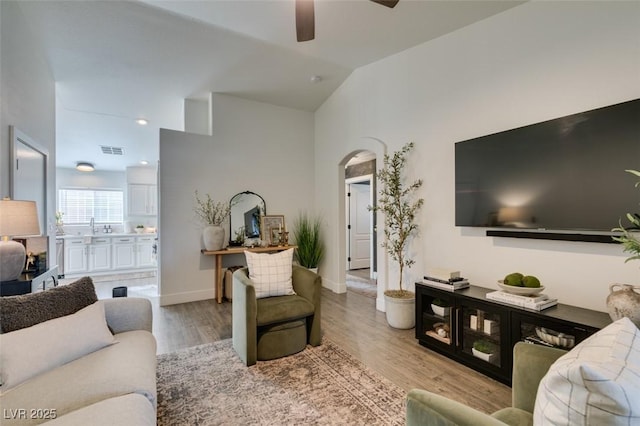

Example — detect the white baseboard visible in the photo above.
[323,278,346,294]
[376,296,386,312]
[160,288,215,306]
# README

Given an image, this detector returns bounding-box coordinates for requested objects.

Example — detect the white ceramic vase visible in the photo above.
[203,225,225,251]
[384,293,416,329]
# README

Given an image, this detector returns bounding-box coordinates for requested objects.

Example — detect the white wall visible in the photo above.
[1,2,56,259]
[159,94,315,306]
[315,1,640,312]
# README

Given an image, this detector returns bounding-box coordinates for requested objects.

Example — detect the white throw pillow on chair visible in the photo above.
[244,248,295,299]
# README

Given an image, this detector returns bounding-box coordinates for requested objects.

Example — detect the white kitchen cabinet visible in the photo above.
[64,238,89,275]
[128,184,157,216]
[113,236,136,269]
[89,237,112,272]
[136,235,156,268]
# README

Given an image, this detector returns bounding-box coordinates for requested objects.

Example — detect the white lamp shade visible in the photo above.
[0,199,40,237]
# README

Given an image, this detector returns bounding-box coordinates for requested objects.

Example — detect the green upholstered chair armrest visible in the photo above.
[291,265,322,346]
[232,268,258,366]
[407,389,507,426]
[511,342,567,413]
[102,297,152,333]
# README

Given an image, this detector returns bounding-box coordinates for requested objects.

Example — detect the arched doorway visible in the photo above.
[337,140,387,312]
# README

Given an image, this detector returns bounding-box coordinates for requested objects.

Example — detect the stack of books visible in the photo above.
[486,290,558,311]
[422,269,469,291]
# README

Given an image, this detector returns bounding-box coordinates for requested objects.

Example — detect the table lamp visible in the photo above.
[0,199,40,281]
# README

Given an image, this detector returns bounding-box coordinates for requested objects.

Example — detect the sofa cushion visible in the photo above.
[0,301,115,390]
[256,294,315,326]
[0,330,157,426]
[533,317,640,425]
[43,394,156,426]
[0,276,97,333]
[245,248,296,299]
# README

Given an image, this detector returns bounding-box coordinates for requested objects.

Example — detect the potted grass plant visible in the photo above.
[369,142,424,329]
[292,212,324,273]
[472,339,498,363]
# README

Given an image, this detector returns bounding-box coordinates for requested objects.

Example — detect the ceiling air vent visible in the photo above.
[101,145,124,155]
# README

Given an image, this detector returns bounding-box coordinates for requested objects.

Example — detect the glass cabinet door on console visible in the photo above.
[511,312,599,352]
[457,299,510,382]
[417,290,455,354]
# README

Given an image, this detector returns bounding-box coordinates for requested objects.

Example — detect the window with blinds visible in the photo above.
[58,189,124,224]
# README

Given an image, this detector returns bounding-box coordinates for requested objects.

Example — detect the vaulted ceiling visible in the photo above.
[16,0,524,171]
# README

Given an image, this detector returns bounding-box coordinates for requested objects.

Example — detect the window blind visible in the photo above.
[58,189,124,224]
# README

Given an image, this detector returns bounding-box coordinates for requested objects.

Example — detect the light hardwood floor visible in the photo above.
[150,287,511,415]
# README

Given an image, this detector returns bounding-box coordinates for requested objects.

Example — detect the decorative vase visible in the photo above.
[384,294,415,329]
[606,283,640,328]
[203,225,225,251]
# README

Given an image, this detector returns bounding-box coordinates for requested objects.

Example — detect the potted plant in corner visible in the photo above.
[370,142,424,329]
[292,212,324,273]
[609,169,640,328]
[194,190,232,251]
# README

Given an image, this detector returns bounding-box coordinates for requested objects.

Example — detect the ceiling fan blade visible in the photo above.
[296,0,315,42]
[370,0,399,8]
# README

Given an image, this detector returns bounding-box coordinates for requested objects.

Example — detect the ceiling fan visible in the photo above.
[296,0,399,42]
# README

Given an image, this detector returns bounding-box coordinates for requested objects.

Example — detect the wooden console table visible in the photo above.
[201,245,297,303]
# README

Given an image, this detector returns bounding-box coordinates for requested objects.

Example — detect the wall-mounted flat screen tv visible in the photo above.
[455,98,640,233]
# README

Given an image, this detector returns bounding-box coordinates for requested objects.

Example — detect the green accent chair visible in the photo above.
[232,265,322,366]
[406,342,567,426]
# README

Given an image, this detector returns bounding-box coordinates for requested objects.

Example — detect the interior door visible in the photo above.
[347,182,371,270]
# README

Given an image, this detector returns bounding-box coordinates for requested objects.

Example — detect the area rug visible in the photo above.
[156,339,405,425]
[346,274,377,298]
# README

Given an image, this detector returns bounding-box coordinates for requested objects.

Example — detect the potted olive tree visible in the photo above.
[370,142,424,329]
[292,212,324,273]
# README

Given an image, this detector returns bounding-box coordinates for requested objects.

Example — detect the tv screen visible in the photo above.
[455,98,640,233]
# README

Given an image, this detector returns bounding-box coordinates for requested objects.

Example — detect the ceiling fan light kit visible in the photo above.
[296,0,398,42]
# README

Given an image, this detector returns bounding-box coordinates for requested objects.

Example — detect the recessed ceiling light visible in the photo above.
[140,160,149,165]
[76,162,95,172]
[136,118,148,125]
[310,75,322,83]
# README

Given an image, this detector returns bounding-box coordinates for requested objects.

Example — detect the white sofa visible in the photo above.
[0,297,157,426]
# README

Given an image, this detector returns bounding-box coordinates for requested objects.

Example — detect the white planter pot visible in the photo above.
[472,348,497,363]
[203,225,225,251]
[384,294,415,329]
[308,267,319,274]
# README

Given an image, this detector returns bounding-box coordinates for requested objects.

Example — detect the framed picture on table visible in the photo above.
[260,215,285,246]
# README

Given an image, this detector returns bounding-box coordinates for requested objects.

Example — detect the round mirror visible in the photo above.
[229,191,266,246]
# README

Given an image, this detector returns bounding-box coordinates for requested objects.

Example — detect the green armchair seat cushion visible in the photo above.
[256,295,315,327]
